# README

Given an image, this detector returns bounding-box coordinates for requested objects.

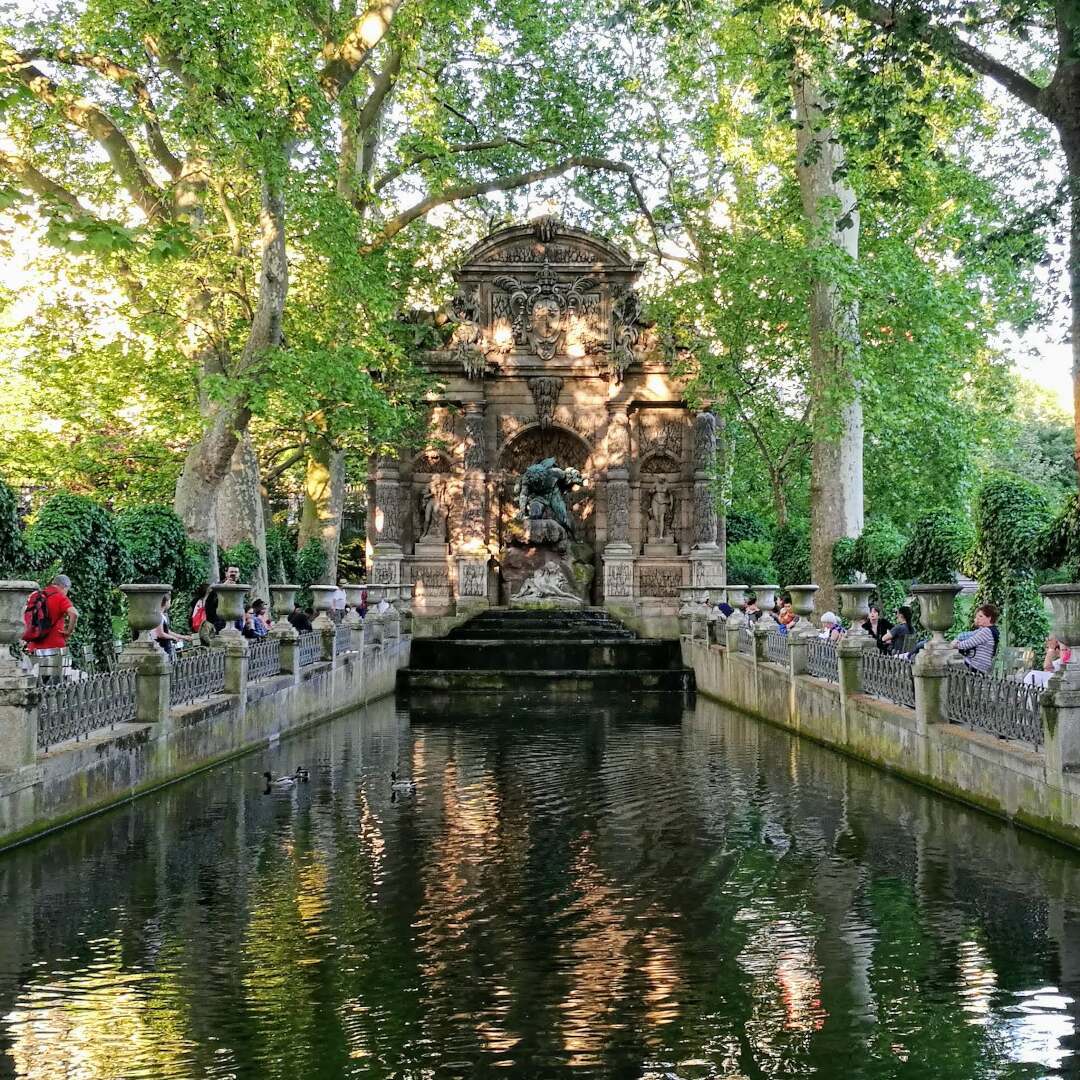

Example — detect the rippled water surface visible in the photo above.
[3,691,1080,1078]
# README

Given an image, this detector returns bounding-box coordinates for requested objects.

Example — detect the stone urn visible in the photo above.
[1040,584,1080,648]
[837,583,877,647]
[726,584,749,626]
[340,583,364,626]
[912,583,963,642]
[309,585,337,629]
[366,584,386,607]
[120,583,172,640]
[0,580,38,674]
[213,583,250,638]
[269,584,298,620]
[787,584,819,640]
[755,584,780,611]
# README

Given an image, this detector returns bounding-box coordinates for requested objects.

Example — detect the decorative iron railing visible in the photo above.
[38,668,137,751]
[247,638,280,681]
[765,631,789,666]
[946,665,1045,748]
[737,625,754,655]
[170,646,226,707]
[862,651,916,709]
[299,632,322,667]
[806,639,839,682]
[334,624,356,655]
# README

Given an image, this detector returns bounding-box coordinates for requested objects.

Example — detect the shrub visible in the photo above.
[220,539,260,583]
[773,522,811,586]
[832,537,858,584]
[851,517,907,582]
[265,523,292,584]
[115,505,187,585]
[24,494,132,665]
[294,538,328,609]
[0,475,26,576]
[900,508,974,583]
[726,510,773,545]
[727,539,777,586]
[172,540,211,633]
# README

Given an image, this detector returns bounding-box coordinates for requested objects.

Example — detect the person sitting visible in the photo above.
[1022,635,1072,687]
[288,605,314,634]
[819,612,844,643]
[152,594,194,660]
[861,604,893,653]
[953,603,999,674]
[882,606,914,655]
[744,593,761,622]
[250,599,270,637]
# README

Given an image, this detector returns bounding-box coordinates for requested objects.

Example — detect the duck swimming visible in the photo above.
[264,766,309,788]
[390,771,416,795]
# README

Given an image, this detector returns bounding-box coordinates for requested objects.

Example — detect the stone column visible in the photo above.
[1039,585,1080,775]
[371,454,404,589]
[0,672,38,770]
[271,621,300,685]
[602,403,636,606]
[911,584,964,733]
[134,649,171,727]
[222,636,249,714]
[690,408,725,590]
[456,400,490,612]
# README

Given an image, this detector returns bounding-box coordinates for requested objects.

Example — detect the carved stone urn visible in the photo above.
[341,583,364,626]
[836,584,876,644]
[269,584,298,620]
[726,584,749,626]
[309,585,337,630]
[0,580,39,675]
[1039,584,1080,648]
[787,585,819,640]
[213,583,250,638]
[120,583,172,640]
[911,583,964,668]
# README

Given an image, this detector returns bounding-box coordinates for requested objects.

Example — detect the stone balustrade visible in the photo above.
[0,579,410,849]
[681,580,1080,849]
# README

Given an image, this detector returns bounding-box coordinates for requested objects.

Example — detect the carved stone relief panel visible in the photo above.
[412,564,450,591]
[491,263,598,361]
[637,411,685,463]
[693,410,718,474]
[458,558,488,597]
[463,409,486,471]
[527,376,563,429]
[605,561,633,598]
[637,565,683,598]
[553,407,600,446]
[606,482,630,544]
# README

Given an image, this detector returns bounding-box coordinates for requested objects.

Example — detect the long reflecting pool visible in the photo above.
[3,691,1080,1077]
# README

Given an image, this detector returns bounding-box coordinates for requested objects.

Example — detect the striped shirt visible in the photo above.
[955,626,995,674]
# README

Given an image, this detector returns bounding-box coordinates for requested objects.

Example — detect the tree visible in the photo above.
[831,0,1080,481]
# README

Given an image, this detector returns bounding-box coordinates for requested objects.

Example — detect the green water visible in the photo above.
[1,691,1079,1079]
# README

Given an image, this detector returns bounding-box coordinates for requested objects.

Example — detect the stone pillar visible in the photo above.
[271,622,300,685]
[911,584,963,733]
[371,454,404,589]
[319,624,336,663]
[602,403,635,605]
[456,400,490,612]
[134,647,171,726]
[0,672,38,770]
[690,408,725,590]
[222,637,249,711]
[1039,585,1080,775]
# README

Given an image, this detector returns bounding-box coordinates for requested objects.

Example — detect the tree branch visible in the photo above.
[320,0,404,99]
[845,0,1051,118]
[356,45,402,133]
[0,150,89,212]
[19,48,183,178]
[374,138,523,193]
[2,48,166,220]
[362,155,648,249]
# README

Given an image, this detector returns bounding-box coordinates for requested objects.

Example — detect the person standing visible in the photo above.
[152,594,193,660]
[22,575,78,655]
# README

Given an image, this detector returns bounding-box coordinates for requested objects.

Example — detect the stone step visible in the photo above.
[410,637,682,671]
[402,689,692,724]
[449,627,636,640]
[399,668,695,694]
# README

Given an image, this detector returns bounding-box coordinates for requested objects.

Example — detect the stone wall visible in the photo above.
[0,639,410,849]
[683,635,1080,850]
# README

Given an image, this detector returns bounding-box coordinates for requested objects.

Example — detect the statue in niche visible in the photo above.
[516,457,584,538]
[512,563,581,604]
[647,480,674,543]
[417,482,448,545]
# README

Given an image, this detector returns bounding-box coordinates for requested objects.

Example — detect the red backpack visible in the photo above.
[22,587,56,643]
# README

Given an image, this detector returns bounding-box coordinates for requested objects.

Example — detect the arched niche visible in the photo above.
[410,449,453,476]
[497,424,592,476]
[639,452,681,476]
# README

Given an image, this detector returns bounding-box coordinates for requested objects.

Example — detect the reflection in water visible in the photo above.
[1,692,1080,1077]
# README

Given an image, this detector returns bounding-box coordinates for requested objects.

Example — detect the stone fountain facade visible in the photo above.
[365,218,726,632]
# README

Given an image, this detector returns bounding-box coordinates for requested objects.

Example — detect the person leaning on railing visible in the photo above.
[952,604,999,674]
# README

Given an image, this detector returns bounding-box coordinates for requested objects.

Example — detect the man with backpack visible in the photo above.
[22,575,78,654]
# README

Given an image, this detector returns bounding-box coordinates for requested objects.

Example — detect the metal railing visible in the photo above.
[862,651,916,709]
[946,665,1045,748]
[334,624,356,655]
[38,668,137,751]
[737,625,754,655]
[247,638,281,681]
[299,632,322,667]
[170,646,226,707]
[806,639,839,682]
[765,631,789,666]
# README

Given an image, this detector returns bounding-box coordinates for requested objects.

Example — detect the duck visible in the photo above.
[390,771,417,795]
[264,766,309,788]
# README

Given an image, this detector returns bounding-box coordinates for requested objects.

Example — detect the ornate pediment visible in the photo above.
[443,217,647,380]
